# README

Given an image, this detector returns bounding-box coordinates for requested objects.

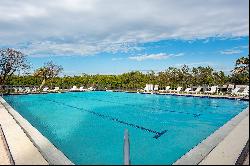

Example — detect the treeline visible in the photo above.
[6,65,249,90]
[1,49,248,90]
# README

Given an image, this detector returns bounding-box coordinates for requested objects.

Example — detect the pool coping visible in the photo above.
[173,107,249,165]
[0,97,74,165]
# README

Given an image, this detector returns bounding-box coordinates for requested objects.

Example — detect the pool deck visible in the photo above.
[0,97,74,165]
[0,100,48,165]
[0,130,11,165]
[156,92,249,100]
[199,115,249,165]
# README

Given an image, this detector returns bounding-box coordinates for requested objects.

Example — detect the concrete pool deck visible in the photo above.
[0,129,11,165]
[0,101,48,165]
[199,115,249,165]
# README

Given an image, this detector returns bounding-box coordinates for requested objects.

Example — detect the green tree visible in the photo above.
[0,48,30,85]
[34,61,63,89]
[231,55,249,84]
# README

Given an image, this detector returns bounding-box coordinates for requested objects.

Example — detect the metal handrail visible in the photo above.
[124,129,130,165]
[0,124,15,165]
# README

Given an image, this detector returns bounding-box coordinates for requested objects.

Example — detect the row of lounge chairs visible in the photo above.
[69,86,95,92]
[43,86,96,92]
[12,86,62,94]
[13,87,39,93]
[143,84,249,97]
[7,86,96,94]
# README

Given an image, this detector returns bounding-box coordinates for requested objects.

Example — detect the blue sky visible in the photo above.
[0,0,249,75]
[28,37,249,75]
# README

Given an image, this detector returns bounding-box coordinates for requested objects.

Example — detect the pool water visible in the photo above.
[3,92,249,164]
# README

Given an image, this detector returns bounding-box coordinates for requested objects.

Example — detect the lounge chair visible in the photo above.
[51,87,60,92]
[88,87,95,91]
[24,87,31,93]
[184,88,192,93]
[144,84,153,92]
[70,86,78,92]
[13,87,18,93]
[231,87,241,96]
[43,87,49,92]
[18,87,24,93]
[32,87,38,93]
[144,84,150,92]
[227,84,235,93]
[204,86,217,95]
[165,86,171,91]
[159,86,171,93]
[236,86,249,96]
[79,87,87,92]
[154,85,159,91]
[171,87,182,93]
[189,86,202,94]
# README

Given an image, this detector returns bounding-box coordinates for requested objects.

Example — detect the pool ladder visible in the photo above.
[124,129,131,165]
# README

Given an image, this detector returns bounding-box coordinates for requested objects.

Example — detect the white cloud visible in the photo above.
[17,40,142,57]
[220,49,242,55]
[0,0,249,57]
[129,53,183,61]
[220,45,249,55]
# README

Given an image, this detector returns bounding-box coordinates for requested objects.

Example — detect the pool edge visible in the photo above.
[0,96,74,165]
[173,106,249,165]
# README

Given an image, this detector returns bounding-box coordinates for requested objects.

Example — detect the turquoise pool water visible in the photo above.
[3,92,249,164]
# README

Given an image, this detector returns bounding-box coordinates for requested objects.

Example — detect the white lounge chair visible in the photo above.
[189,87,202,94]
[88,87,95,91]
[236,86,249,96]
[159,86,171,93]
[18,87,24,93]
[24,87,31,93]
[171,87,182,93]
[154,85,159,91]
[32,87,37,93]
[231,87,241,96]
[144,84,153,92]
[227,84,235,93]
[184,88,192,93]
[79,87,88,92]
[43,87,49,92]
[13,87,18,93]
[51,87,60,92]
[204,86,217,95]
[70,86,78,92]
[144,84,150,92]
[165,86,171,91]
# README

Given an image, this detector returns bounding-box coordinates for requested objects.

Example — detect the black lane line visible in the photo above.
[67,94,202,118]
[41,98,167,139]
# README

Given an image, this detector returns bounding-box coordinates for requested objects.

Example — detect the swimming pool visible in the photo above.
[3,91,249,164]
